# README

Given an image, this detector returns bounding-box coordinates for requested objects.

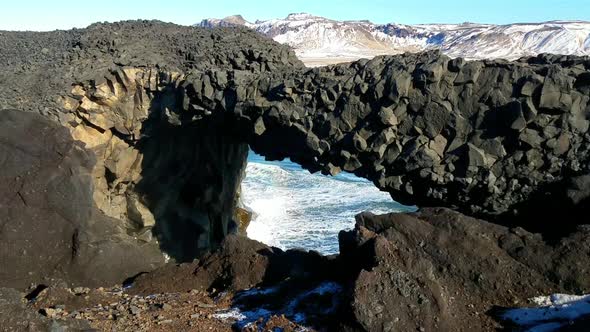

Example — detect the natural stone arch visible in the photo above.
[164,52,590,233]
[2,21,589,268]
[59,49,590,264]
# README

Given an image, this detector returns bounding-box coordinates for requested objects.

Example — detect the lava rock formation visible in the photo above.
[0,20,589,331]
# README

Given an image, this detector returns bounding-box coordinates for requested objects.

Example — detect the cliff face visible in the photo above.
[0,21,304,286]
[0,21,589,288]
[187,52,590,231]
[0,110,166,289]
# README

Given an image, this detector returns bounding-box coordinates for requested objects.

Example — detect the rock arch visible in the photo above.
[62,49,590,247]
[1,21,589,286]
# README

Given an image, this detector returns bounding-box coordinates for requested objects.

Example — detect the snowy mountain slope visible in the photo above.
[196,13,590,65]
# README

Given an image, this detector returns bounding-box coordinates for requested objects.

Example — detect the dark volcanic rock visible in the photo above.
[1,21,300,264]
[131,234,337,295]
[0,21,589,312]
[0,110,164,289]
[0,287,92,331]
[126,208,590,331]
[1,22,588,233]
[227,52,590,231]
[339,208,590,331]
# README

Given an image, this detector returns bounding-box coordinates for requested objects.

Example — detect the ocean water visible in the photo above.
[242,151,415,254]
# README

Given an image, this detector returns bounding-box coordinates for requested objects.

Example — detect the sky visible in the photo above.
[1,0,590,31]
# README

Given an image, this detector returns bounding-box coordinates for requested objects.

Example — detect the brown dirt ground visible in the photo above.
[30,285,309,332]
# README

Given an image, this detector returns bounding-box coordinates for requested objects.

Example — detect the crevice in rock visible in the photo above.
[25,285,48,302]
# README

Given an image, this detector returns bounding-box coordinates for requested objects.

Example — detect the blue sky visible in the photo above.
[2,0,589,31]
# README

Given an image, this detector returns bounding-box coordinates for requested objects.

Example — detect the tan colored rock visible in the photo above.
[104,136,139,181]
[71,124,113,149]
[127,195,156,229]
[429,134,448,158]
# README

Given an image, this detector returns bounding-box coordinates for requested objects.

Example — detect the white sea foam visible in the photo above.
[242,152,415,254]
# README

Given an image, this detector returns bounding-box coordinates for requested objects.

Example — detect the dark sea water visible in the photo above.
[242,151,415,254]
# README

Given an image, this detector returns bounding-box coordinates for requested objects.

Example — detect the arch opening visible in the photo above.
[242,150,416,254]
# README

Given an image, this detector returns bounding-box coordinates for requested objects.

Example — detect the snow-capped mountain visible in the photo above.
[196,13,590,65]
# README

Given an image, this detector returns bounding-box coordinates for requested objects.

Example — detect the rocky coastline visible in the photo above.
[0,20,589,331]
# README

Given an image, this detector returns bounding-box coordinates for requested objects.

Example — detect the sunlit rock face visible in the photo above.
[61,67,250,261]
[180,52,590,234]
[0,21,589,287]
[0,21,303,285]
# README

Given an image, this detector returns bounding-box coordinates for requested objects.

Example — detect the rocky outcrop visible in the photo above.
[2,21,588,233]
[63,67,251,261]
[55,42,590,235]
[202,52,589,232]
[0,21,589,291]
[112,208,590,331]
[0,21,303,267]
[0,110,165,289]
[339,208,590,331]
[130,234,337,295]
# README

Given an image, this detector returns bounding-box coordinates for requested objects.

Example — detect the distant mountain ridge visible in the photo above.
[196,13,590,65]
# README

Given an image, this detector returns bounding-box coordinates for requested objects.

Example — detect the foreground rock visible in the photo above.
[130,234,338,295]
[0,269,313,332]
[0,110,165,289]
[119,209,590,331]
[129,235,347,330]
[3,208,588,331]
[0,287,91,331]
[340,208,590,331]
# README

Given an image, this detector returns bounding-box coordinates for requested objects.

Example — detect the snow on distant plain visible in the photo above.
[196,14,590,66]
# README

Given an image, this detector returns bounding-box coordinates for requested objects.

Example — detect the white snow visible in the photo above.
[211,281,342,328]
[501,293,590,331]
[196,14,590,64]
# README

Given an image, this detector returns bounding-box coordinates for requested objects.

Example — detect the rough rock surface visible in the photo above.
[0,110,164,289]
[1,21,302,264]
[0,20,589,318]
[0,282,312,332]
[0,287,92,331]
[130,234,338,295]
[218,53,590,231]
[102,209,590,331]
[1,21,588,248]
[339,208,590,331]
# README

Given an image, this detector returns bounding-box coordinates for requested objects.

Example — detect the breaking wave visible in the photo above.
[242,151,415,254]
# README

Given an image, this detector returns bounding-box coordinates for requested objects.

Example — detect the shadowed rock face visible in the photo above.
[0,21,589,282]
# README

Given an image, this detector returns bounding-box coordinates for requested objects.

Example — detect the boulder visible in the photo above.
[0,110,165,289]
[340,208,590,331]
[130,234,338,295]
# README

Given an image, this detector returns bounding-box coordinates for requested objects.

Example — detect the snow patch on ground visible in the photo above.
[213,281,342,329]
[501,293,590,331]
